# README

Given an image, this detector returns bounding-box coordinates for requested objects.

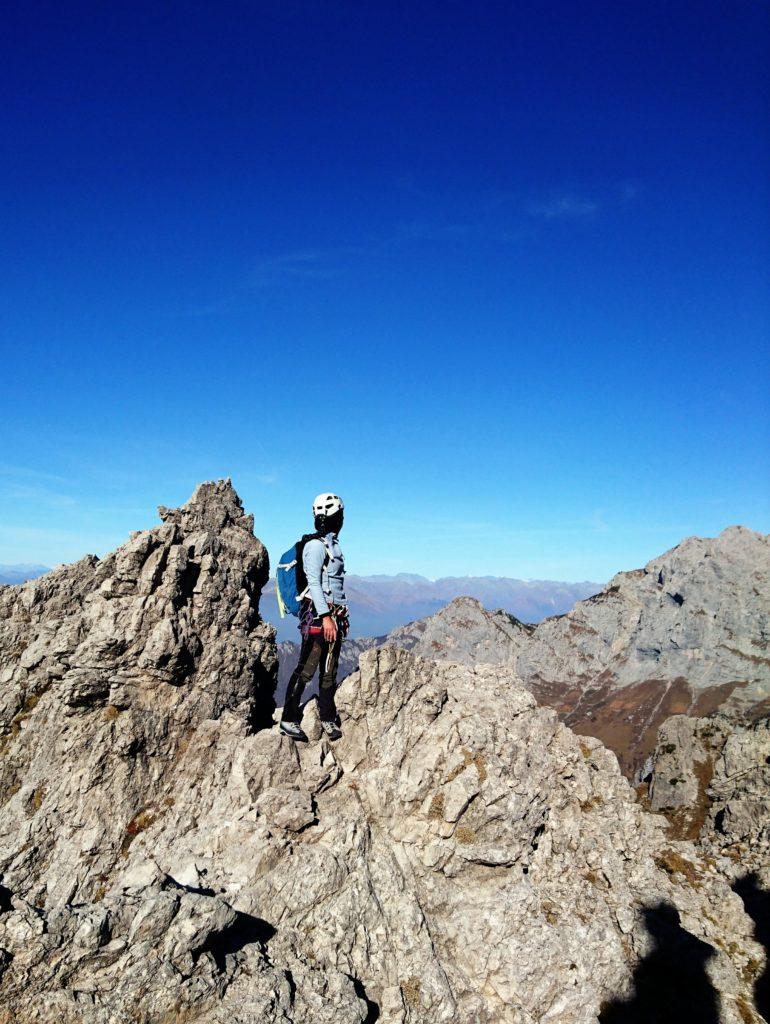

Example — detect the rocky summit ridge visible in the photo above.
[0,481,768,1023]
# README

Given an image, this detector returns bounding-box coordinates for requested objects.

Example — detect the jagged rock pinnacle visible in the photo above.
[158,478,255,535]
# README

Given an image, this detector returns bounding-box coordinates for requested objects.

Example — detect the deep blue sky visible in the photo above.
[2,1,768,582]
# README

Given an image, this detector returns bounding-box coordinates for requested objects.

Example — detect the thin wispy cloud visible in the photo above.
[181,177,641,317]
[184,244,385,314]
[395,174,434,201]
[0,483,76,507]
[395,220,534,245]
[397,177,640,242]
[253,251,342,285]
[397,221,477,241]
[0,464,71,486]
[252,245,382,287]
[619,181,640,203]
[587,509,610,533]
[527,194,598,220]
[526,180,640,220]
[0,478,78,510]
[486,179,640,223]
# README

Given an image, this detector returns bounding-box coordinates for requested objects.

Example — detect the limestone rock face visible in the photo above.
[521,527,770,767]
[710,716,770,855]
[0,640,761,1022]
[646,712,770,877]
[387,593,533,663]
[0,479,277,910]
[0,488,766,1023]
[368,528,770,774]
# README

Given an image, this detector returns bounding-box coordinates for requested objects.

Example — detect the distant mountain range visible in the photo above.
[0,564,50,585]
[263,573,601,641]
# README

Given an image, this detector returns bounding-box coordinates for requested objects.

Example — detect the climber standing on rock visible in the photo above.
[279,493,349,743]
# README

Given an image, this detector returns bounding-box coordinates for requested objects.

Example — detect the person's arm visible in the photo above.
[303,540,332,618]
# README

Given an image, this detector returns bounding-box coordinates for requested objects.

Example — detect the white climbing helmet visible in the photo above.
[312,492,344,517]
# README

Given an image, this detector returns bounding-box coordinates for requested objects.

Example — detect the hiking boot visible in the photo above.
[321,720,342,741]
[280,720,309,742]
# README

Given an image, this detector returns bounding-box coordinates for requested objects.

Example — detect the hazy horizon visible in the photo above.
[0,503,766,585]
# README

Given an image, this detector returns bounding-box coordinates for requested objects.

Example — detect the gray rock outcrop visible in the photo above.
[0,484,767,1022]
[645,712,770,876]
[521,527,770,769]
[357,528,770,775]
[387,592,533,662]
[0,479,277,908]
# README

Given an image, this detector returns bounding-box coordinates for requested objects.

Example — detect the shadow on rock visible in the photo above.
[348,975,380,1023]
[249,658,278,732]
[733,873,770,1021]
[0,884,13,914]
[599,903,719,1024]
[198,911,276,972]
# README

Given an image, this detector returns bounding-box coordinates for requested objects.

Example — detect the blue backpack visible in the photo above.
[275,534,331,618]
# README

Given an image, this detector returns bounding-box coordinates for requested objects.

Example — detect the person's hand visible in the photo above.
[322,615,338,642]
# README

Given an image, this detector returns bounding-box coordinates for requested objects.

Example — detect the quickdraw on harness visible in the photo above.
[299,600,349,639]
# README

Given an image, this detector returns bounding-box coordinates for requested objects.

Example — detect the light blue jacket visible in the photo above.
[303,532,346,617]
